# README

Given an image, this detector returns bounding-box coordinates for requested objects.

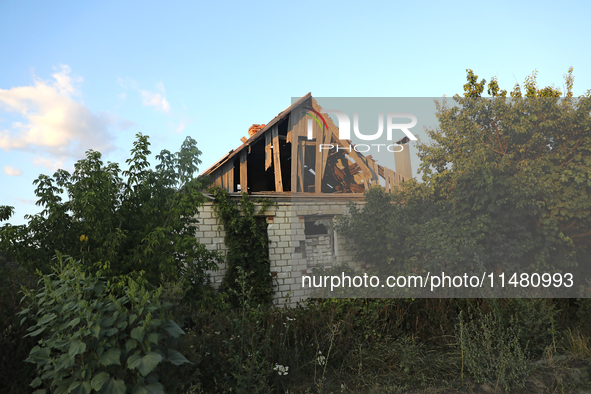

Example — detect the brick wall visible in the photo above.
[195,199,363,307]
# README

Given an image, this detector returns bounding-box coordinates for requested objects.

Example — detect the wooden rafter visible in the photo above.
[271,125,283,191]
[240,151,247,192]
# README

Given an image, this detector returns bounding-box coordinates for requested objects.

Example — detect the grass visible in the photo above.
[168,296,591,394]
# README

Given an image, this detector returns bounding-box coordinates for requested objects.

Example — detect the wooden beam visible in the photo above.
[240,151,247,192]
[220,162,233,192]
[372,159,379,187]
[271,125,283,191]
[213,171,222,187]
[227,162,234,192]
[314,117,323,194]
[385,166,390,192]
[290,121,298,193]
[298,139,305,192]
[265,131,272,170]
[390,169,395,191]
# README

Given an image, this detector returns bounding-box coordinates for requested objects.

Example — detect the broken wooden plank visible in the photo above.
[372,159,379,187]
[290,115,301,193]
[312,99,335,183]
[240,151,247,192]
[314,115,323,194]
[265,131,272,170]
[323,132,374,182]
[271,125,283,192]
[387,169,392,190]
[298,139,305,192]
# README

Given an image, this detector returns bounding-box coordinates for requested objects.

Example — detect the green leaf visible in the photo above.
[32,390,47,394]
[99,348,121,366]
[26,346,50,363]
[25,327,46,337]
[69,340,87,357]
[69,380,91,394]
[55,385,69,394]
[90,325,100,339]
[103,327,119,336]
[93,281,106,295]
[30,377,43,387]
[147,333,158,345]
[56,352,75,370]
[167,349,191,365]
[67,317,81,328]
[130,326,145,342]
[132,382,164,394]
[101,315,117,327]
[37,313,57,325]
[127,352,163,376]
[97,378,126,394]
[91,372,110,391]
[163,321,184,338]
[126,339,138,352]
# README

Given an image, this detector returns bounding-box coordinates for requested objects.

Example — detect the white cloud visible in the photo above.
[175,122,186,133]
[16,197,37,205]
[32,155,66,171]
[140,89,170,113]
[3,165,22,176]
[118,77,171,113]
[0,65,116,162]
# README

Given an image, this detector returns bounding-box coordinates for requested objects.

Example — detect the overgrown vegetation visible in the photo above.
[0,133,220,289]
[336,68,591,286]
[20,255,191,394]
[0,69,590,393]
[210,187,274,307]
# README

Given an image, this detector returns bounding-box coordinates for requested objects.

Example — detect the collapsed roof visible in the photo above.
[201,93,411,196]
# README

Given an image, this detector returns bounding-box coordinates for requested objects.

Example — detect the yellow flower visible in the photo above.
[80,235,88,242]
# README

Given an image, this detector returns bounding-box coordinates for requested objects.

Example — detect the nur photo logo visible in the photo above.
[304,106,418,153]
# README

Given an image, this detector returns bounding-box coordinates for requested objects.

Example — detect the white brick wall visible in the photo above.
[195,199,365,306]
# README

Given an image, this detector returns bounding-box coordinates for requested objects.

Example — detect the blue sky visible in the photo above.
[1,0,590,225]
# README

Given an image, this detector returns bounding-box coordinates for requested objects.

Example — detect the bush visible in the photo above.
[457,306,529,392]
[20,256,191,394]
[192,267,274,394]
[0,133,220,289]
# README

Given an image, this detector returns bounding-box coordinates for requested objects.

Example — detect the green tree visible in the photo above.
[419,68,591,269]
[337,69,591,287]
[0,133,219,288]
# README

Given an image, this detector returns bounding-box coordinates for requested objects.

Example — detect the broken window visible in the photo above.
[304,216,335,268]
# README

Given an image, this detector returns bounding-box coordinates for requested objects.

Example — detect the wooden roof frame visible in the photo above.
[201,93,409,196]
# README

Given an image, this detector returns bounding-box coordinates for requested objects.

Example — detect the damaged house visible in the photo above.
[195,93,412,305]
